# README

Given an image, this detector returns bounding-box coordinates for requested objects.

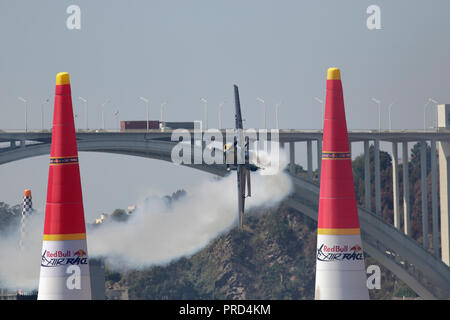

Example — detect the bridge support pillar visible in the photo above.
[437,104,450,265]
[307,140,312,180]
[317,138,322,181]
[431,139,439,257]
[374,139,381,216]
[403,141,410,236]
[420,140,429,250]
[392,142,400,230]
[364,140,371,211]
[289,142,295,175]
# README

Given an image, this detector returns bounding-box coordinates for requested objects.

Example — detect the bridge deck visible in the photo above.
[2,129,450,144]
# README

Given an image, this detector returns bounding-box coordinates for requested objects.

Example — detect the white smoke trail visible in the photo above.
[0,211,43,291]
[0,147,293,288]
[88,146,292,270]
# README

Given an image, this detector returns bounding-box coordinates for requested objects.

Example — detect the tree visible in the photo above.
[111,209,128,222]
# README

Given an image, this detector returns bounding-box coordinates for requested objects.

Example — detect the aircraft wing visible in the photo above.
[237,164,246,230]
[234,84,252,231]
[234,85,243,130]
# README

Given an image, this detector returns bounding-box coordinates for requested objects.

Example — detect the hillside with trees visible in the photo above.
[0,202,21,233]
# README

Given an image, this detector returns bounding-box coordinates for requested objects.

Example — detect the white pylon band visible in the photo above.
[315,233,369,300]
[38,239,92,300]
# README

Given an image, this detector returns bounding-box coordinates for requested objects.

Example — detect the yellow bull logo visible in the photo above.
[73,249,86,257]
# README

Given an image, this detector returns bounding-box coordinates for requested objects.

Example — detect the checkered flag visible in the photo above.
[19,190,33,250]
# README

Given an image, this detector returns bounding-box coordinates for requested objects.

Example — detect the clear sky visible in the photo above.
[1,0,450,220]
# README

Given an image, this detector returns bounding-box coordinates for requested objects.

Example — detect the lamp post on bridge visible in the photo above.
[372,98,381,132]
[388,102,395,131]
[40,98,50,131]
[218,101,225,129]
[79,97,88,130]
[314,97,324,125]
[275,101,282,129]
[101,99,110,130]
[201,98,208,130]
[256,97,266,129]
[113,110,119,130]
[18,97,28,132]
[139,97,150,132]
[160,101,167,123]
[424,98,438,131]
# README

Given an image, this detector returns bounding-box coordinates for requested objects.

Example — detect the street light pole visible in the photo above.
[160,101,167,123]
[101,99,110,130]
[139,97,149,132]
[113,110,119,130]
[18,97,28,132]
[79,97,88,130]
[201,98,208,130]
[40,98,50,131]
[218,101,225,129]
[256,97,266,129]
[74,113,78,131]
[314,97,324,124]
[424,98,438,131]
[275,101,282,129]
[388,102,395,131]
[424,100,430,131]
[372,98,381,132]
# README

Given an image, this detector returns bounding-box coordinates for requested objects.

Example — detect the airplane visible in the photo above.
[223,86,260,173]
[223,85,261,230]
